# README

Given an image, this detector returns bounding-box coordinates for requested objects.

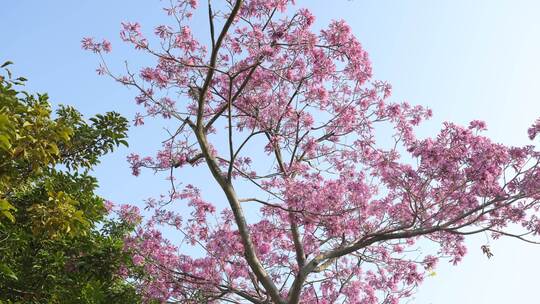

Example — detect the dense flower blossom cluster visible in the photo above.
[85,1,540,303]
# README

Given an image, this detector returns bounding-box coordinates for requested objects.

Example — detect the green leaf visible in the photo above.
[0,199,16,223]
[48,143,60,155]
[1,61,13,68]
[1,211,15,223]
[0,263,18,280]
[0,134,11,151]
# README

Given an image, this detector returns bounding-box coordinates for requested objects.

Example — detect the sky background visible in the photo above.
[2,0,540,303]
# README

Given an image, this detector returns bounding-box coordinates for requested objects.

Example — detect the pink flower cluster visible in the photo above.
[528,118,540,140]
[84,1,540,303]
[81,37,112,53]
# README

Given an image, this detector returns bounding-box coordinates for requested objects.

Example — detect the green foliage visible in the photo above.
[0,62,139,303]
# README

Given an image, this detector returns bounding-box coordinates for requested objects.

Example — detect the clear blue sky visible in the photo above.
[2,1,540,303]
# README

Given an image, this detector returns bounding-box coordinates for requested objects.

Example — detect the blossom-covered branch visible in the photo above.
[85,1,540,303]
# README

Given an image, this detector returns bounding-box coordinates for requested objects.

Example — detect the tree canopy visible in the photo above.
[0,62,140,304]
[81,1,540,303]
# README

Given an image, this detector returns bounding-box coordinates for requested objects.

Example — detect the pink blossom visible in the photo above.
[132,254,145,266]
[133,113,144,126]
[81,37,100,53]
[469,119,487,131]
[84,2,540,303]
[118,204,142,225]
[528,118,540,140]
[101,39,112,52]
[81,37,112,53]
[103,200,115,213]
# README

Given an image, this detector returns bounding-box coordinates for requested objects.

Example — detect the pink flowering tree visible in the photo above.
[84,1,540,303]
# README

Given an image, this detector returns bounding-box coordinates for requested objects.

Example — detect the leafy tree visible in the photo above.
[0,62,140,303]
[85,1,540,303]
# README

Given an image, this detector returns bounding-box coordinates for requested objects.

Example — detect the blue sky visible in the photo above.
[2,1,540,302]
